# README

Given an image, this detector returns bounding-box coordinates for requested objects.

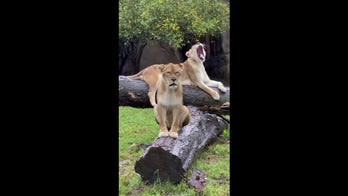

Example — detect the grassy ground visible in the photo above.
[119,106,230,195]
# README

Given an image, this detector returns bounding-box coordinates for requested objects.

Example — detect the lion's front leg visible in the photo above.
[206,80,227,92]
[196,81,220,100]
[168,108,180,138]
[168,106,190,138]
[154,105,169,137]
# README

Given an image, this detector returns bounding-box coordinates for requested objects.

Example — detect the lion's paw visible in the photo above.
[169,132,178,139]
[219,86,227,93]
[158,131,169,137]
[212,92,220,100]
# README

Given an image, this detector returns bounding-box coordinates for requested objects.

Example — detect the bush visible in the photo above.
[119,0,230,48]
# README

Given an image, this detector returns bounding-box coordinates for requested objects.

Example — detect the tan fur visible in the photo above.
[127,43,226,107]
[154,63,190,138]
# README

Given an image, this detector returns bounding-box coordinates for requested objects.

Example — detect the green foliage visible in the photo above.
[119,0,230,48]
[118,106,230,195]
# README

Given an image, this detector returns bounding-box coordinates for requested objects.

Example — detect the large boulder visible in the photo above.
[139,41,183,70]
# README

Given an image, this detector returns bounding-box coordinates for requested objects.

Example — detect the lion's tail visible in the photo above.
[127,70,144,80]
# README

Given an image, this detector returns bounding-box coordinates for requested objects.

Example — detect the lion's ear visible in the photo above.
[185,50,191,57]
[159,64,166,72]
[179,63,183,69]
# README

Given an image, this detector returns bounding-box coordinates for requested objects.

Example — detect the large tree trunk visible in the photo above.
[134,106,229,184]
[118,76,230,115]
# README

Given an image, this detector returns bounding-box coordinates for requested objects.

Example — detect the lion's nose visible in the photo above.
[171,78,176,82]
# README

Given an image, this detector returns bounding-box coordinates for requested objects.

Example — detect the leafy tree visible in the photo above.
[119,0,230,48]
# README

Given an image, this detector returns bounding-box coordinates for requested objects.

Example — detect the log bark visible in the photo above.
[134,106,229,184]
[119,76,230,114]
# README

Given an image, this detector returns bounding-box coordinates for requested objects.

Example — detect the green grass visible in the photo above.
[119,106,230,195]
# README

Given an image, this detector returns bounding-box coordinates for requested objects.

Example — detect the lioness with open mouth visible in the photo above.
[154,63,190,138]
[128,42,227,107]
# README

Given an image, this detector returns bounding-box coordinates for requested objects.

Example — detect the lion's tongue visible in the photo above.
[197,46,205,60]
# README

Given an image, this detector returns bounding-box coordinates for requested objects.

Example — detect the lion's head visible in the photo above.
[159,63,183,89]
[185,42,206,62]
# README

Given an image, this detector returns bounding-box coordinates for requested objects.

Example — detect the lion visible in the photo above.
[154,63,190,138]
[127,42,227,107]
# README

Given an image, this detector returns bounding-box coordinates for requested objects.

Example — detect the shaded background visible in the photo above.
[118,32,230,85]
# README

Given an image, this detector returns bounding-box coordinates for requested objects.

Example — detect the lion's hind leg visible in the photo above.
[144,78,159,107]
[147,87,157,107]
[142,66,162,107]
[181,106,190,127]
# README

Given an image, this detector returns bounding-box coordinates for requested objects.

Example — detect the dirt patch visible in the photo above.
[126,186,144,196]
[205,155,218,163]
[187,168,207,193]
[119,160,131,167]
[136,143,151,152]
[119,160,131,175]
[213,176,229,184]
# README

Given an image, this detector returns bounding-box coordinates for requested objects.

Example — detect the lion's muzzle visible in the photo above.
[197,45,205,61]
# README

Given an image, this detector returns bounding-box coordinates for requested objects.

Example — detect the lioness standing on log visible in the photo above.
[127,42,227,107]
[154,63,190,138]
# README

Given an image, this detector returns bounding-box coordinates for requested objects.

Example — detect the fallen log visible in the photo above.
[134,106,229,184]
[119,76,230,114]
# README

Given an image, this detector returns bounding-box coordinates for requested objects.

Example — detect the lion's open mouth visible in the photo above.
[197,45,205,61]
[169,83,177,87]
